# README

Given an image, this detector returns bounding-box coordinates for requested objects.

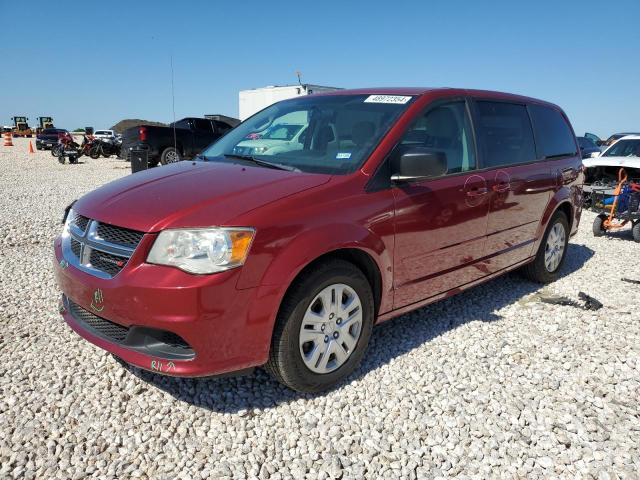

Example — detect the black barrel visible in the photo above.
[130,149,148,174]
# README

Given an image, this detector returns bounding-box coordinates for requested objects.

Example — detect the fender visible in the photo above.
[529,186,576,256]
[237,222,394,315]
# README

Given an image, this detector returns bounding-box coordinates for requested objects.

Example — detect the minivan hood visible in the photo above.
[74,161,331,232]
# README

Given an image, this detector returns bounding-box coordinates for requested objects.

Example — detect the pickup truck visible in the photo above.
[120,116,240,166]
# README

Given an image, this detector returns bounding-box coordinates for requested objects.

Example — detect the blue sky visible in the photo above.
[1,0,638,137]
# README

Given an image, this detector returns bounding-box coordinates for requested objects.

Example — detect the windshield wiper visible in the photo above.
[223,154,299,172]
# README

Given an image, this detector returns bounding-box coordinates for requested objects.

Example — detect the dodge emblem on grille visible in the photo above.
[91,288,104,312]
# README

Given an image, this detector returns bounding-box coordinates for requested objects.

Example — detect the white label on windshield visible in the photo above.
[364,95,412,104]
[336,152,352,159]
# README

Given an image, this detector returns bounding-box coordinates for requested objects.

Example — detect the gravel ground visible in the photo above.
[1,138,639,479]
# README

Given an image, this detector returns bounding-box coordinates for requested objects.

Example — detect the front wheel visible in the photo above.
[57,155,65,164]
[266,259,374,393]
[51,144,62,157]
[520,211,569,283]
[89,146,101,159]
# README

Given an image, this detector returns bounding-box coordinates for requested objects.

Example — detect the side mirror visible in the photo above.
[391,148,448,182]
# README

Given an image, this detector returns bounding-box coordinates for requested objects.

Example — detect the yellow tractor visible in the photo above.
[36,116,54,134]
[11,116,33,137]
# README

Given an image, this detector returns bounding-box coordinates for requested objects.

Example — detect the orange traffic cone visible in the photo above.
[3,132,13,147]
[28,140,35,153]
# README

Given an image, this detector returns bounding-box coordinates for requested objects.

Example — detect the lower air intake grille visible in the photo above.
[68,300,129,343]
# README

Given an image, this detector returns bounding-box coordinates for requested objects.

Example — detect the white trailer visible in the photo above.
[238,84,340,121]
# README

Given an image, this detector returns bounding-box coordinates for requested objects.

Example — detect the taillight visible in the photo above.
[139,127,147,142]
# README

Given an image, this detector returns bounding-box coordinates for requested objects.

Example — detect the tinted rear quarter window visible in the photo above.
[476,101,536,168]
[529,105,577,158]
[193,119,213,132]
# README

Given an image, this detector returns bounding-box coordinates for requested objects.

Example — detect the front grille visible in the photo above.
[72,213,90,233]
[63,215,144,279]
[70,238,82,258]
[97,223,144,248]
[68,300,129,342]
[89,249,128,277]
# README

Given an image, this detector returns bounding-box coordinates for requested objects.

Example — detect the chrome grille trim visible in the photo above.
[62,216,144,279]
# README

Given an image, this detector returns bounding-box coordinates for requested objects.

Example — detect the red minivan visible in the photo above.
[54,88,583,392]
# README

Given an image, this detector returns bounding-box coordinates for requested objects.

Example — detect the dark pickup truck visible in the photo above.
[120,115,240,166]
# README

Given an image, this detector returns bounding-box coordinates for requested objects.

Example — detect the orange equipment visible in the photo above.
[3,132,13,146]
[602,168,628,231]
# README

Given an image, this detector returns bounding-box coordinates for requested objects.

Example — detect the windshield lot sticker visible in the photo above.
[364,95,412,104]
[336,152,352,159]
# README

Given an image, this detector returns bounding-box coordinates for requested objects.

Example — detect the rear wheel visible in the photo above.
[592,214,607,237]
[266,259,374,393]
[89,146,101,159]
[160,147,181,165]
[520,211,569,283]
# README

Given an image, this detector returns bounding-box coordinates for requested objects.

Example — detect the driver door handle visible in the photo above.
[466,187,488,197]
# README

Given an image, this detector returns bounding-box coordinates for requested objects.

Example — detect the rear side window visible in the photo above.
[193,119,213,132]
[214,120,232,134]
[476,102,536,168]
[529,105,577,158]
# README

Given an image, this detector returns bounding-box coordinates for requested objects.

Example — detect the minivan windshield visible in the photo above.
[201,94,414,174]
[603,139,640,157]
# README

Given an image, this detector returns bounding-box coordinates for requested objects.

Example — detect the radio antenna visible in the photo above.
[170,54,177,153]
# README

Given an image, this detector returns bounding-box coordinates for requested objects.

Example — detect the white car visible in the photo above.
[583,135,640,192]
[93,129,116,140]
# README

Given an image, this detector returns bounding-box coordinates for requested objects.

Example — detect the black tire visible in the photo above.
[632,221,640,243]
[58,156,65,164]
[36,144,42,150]
[51,144,62,157]
[520,211,569,283]
[102,152,110,158]
[160,146,181,165]
[592,214,607,237]
[266,259,374,393]
[89,146,101,159]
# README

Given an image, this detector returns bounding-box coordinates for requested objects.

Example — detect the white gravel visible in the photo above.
[1,137,639,479]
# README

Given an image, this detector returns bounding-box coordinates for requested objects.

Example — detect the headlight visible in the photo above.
[62,207,75,237]
[252,146,270,154]
[147,228,255,274]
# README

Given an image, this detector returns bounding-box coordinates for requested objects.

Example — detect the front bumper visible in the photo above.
[53,235,282,377]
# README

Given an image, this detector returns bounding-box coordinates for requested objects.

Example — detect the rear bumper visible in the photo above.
[53,236,283,377]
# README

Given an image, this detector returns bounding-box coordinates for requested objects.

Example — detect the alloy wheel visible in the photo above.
[544,222,566,272]
[299,283,363,374]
